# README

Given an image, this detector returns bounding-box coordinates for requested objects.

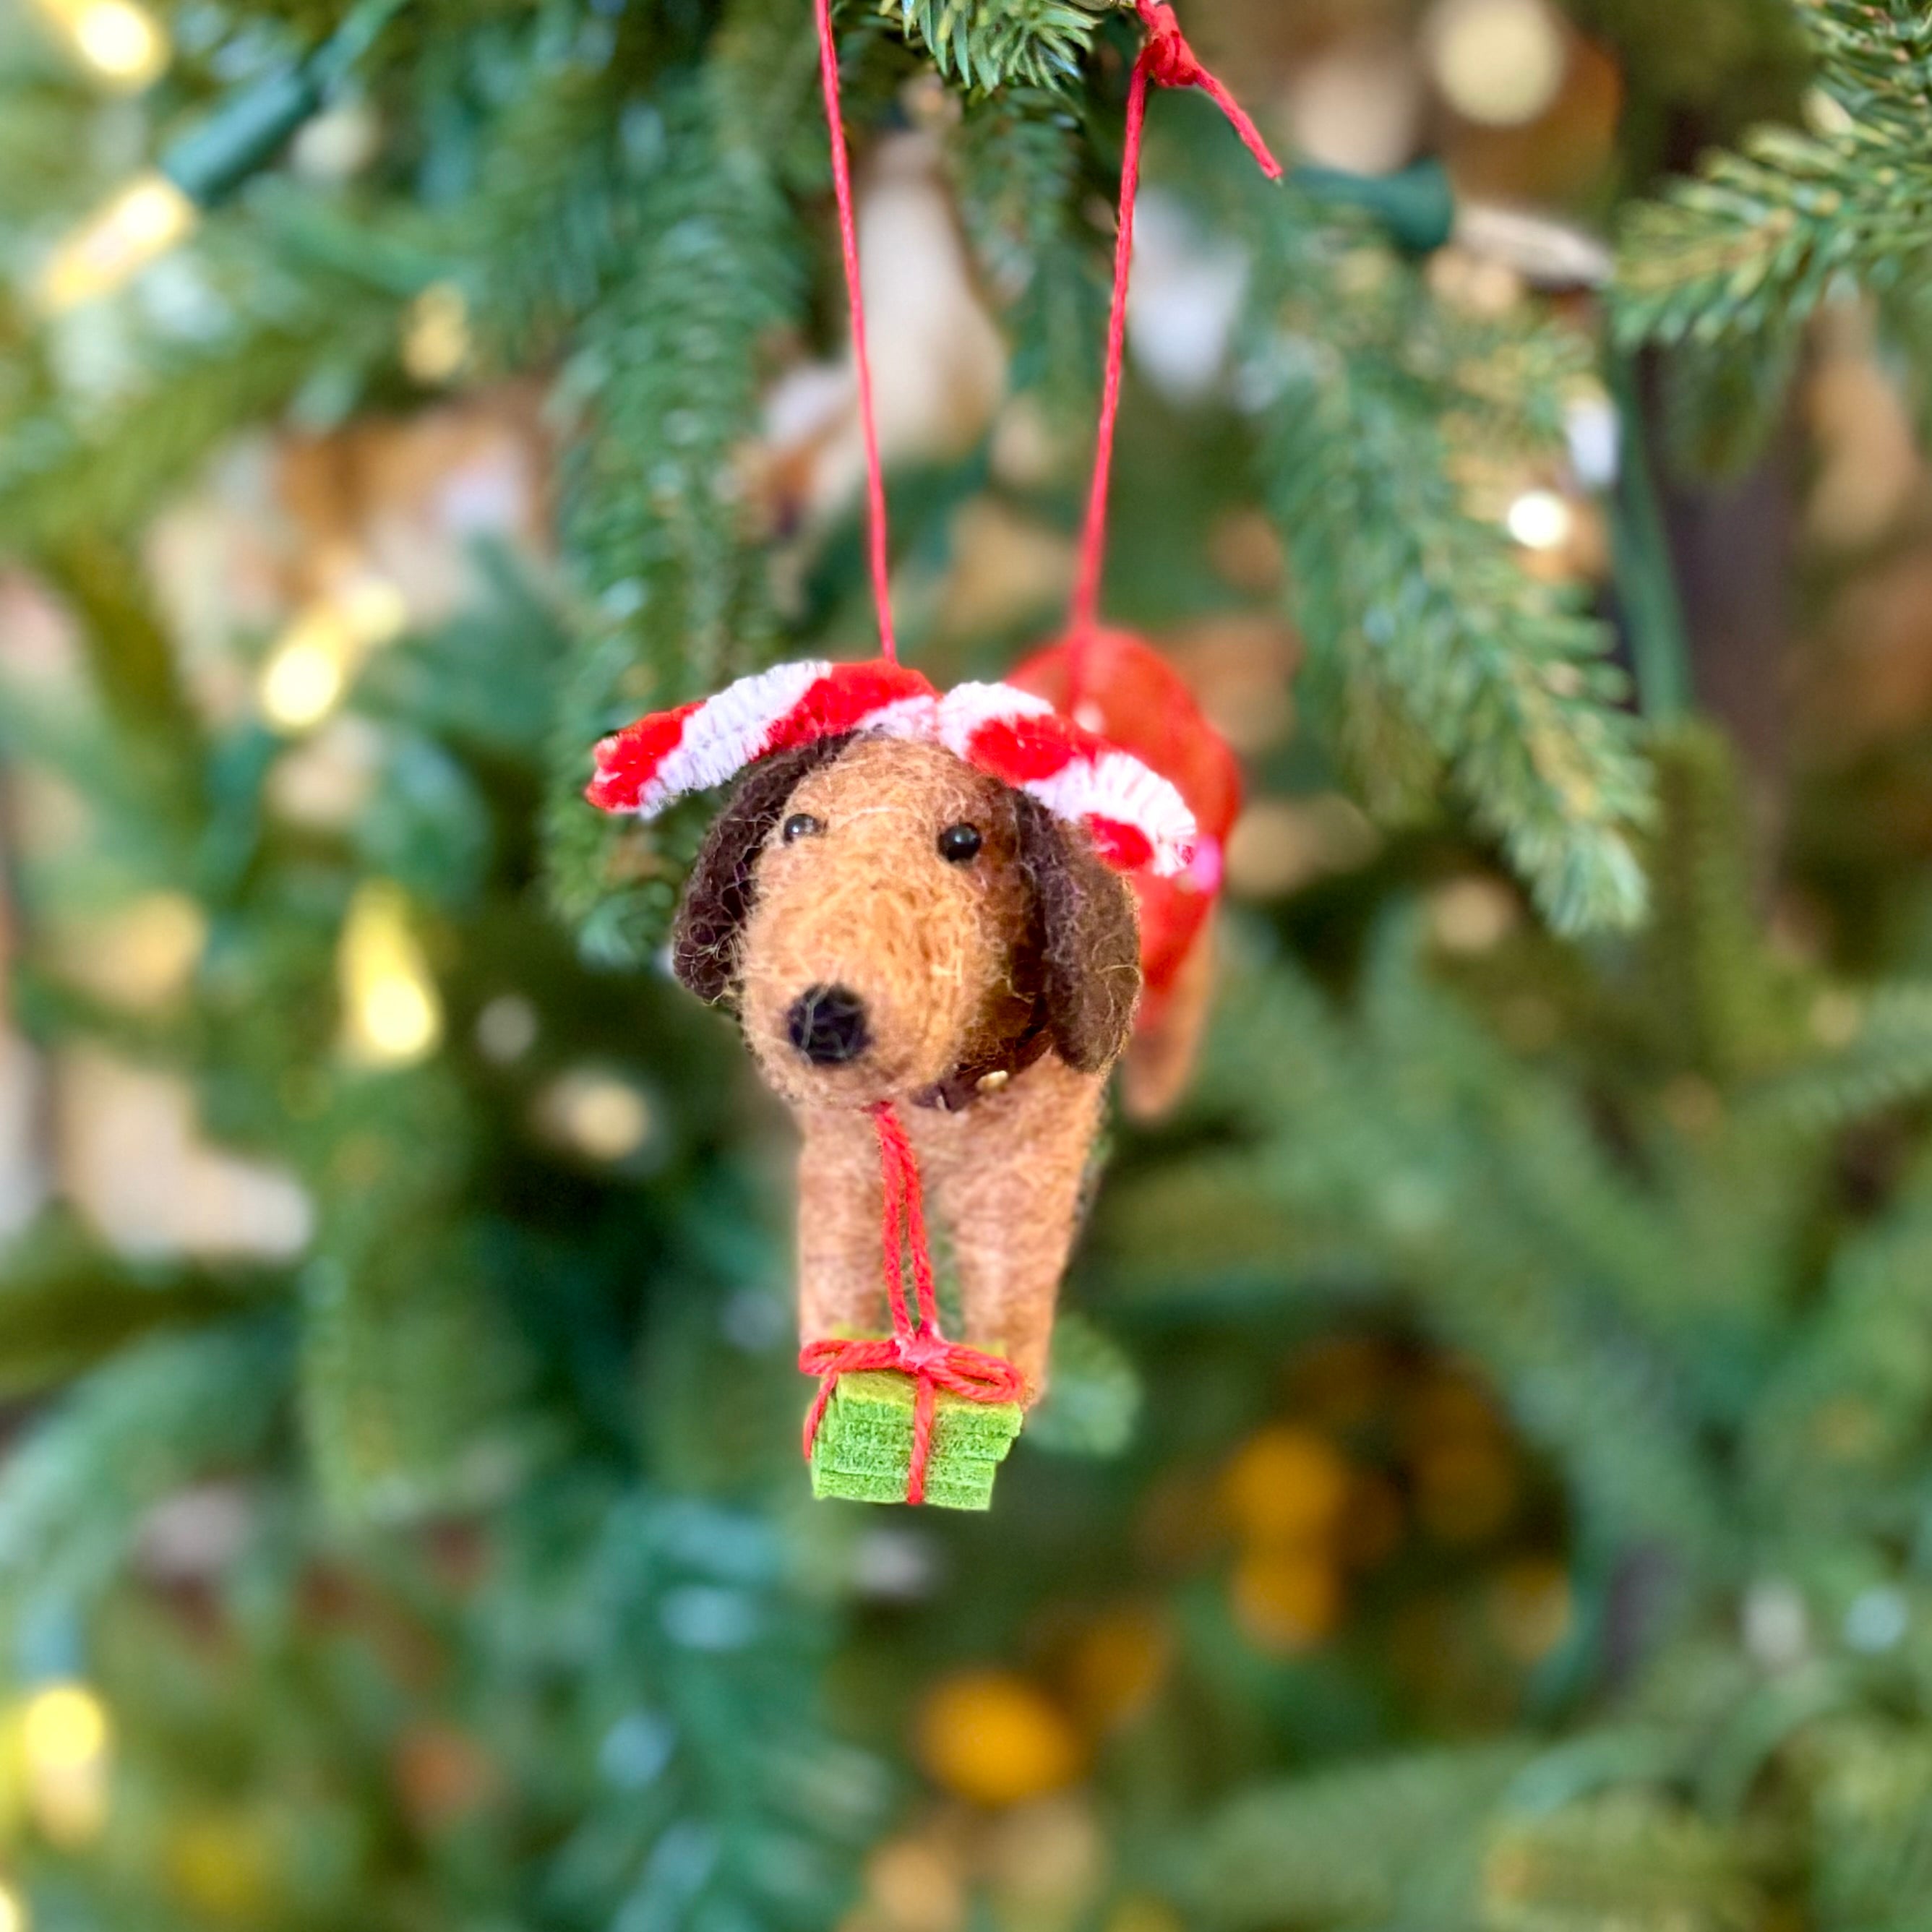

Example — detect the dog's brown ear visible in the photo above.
[671,735,854,1005]
[1014,791,1141,1073]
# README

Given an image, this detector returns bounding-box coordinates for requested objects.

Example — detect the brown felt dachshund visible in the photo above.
[671,734,1141,1394]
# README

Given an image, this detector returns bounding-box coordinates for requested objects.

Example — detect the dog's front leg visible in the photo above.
[914,1057,1105,1398]
[794,1104,889,1344]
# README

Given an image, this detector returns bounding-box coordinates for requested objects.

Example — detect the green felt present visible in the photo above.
[809,1369,1024,1510]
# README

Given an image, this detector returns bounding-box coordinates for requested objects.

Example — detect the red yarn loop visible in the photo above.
[1068,2,1281,691]
[799,1104,1026,1505]
[815,0,1277,671]
[815,0,896,661]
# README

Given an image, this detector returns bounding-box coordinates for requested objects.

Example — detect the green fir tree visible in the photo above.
[3,0,1932,1928]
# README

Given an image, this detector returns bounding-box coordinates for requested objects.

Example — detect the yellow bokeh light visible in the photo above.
[51,890,207,1010]
[259,627,350,732]
[70,0,166,82]
[22,1686,108,1773]
[543,1071,653,1161]
[359,976,440,1060]
[339,883,443,1068]
[337,576,409,646]
[28,0,168,87]
[1505,488,1573,551]
[35,172,195,312]
[1426,0,1566,126]
[258,580,408,734]
[914,1670,1084,1808]
[401,283,471,384]
[21,1683,111,1848]
[0,1880,27,1932]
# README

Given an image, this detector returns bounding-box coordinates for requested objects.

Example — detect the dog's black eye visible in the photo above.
[781,813,823,844]
[937,823,983,864]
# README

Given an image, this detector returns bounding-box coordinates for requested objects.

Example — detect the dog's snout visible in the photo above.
[786,984,871,1066]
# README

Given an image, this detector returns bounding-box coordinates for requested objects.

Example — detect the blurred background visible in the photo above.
[7,0,1932,1925]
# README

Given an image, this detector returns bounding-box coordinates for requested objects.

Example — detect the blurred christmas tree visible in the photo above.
[7,0,1932,1925]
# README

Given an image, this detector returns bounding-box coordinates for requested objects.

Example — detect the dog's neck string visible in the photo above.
[798,1103,1026,1504]
[815,0,897,662]
[1065,1,1281,697]
[875,1102,937,1338]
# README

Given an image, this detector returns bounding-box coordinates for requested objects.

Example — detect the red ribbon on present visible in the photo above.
[800,1104,1026,1505]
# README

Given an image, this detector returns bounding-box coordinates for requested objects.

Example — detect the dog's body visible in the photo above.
[671,733,1140,1395]
[793,1058,1104,1391]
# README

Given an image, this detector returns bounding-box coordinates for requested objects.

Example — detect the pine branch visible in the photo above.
[710,0,831,197]
[493,1481,890,1928]
[1198,1743,1537,1928]
[1802,1719,1932,1925]
[544,83,805,967]
[459,63,639,358]
[1741,982,1932,1127]
[1639,726,1806,1081]
[1099,927,1729,1559]
[0,1219,270,1399]
[1746,1181,1932,1528]
[1352,924,1730,1556]
[948,84,1105,408]
[1482,1789,1764,1930]
[299,1068,538,1525]
[883,0,1117,93]
[1656,330,1803,478]
[1615,0,1932,348]
[439,1,677,357]
[1247,227,1652,935]
[0,1321,291,1616]
[35,533,207,820]
[0,231,400,555]
[1808,0,1932,132]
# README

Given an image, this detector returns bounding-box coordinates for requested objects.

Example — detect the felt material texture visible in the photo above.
[809,1368,1023,1509]
[669,732,1140,1399]
[587,658,1201,875]
[672,735,855,1005]
[1122,902,1219,1119]
[1014,790,1140,1073]
[1008,628,1242,1004]
[737,737,1044,1108]
[796,1055,1106,1392]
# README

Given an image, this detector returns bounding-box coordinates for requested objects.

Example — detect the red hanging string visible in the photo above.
[797,4,1271,1499]
[815,0,897,661]
[1067,0,1282,690]
[800,1104,1026,1503]
[804,12,1026,1501]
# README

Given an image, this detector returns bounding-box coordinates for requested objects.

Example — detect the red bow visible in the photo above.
[799,1104,1027,1505]
[800,1331,1026,1506]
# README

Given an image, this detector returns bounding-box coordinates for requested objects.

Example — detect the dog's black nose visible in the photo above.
[787,984,870,1065]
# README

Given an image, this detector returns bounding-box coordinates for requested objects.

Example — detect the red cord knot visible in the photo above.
[1130,0,1284,181]
[894,1326,951,1373]
[1138,0,1203,87]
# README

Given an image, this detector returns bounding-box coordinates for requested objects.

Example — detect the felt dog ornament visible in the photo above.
[587,658,1197,1493]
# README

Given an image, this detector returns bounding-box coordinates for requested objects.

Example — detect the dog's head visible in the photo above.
[671,734,1141,1107]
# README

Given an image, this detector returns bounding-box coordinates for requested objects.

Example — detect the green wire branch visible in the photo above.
[161,0,411,207]
[1608,353,1696,724]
